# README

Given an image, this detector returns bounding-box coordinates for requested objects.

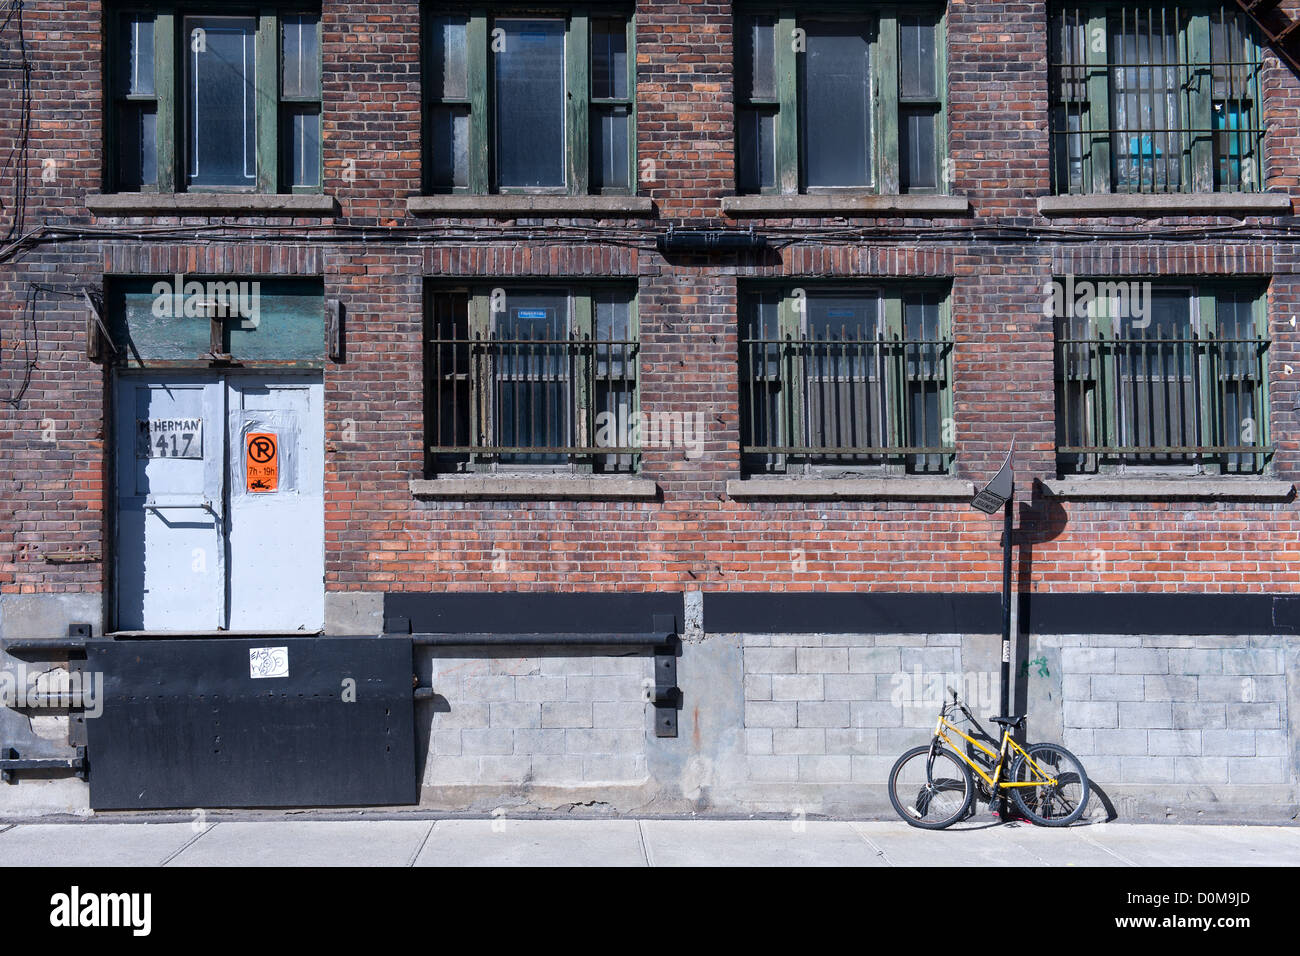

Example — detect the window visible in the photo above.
[425,286,639,473]
[735,6,947,195]
[1049,3,1263,194]
[1054,281,1270,474]
[425,6,635,194]
[108,6,322,193]
[739,285,953,476]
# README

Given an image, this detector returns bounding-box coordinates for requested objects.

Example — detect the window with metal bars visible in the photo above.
[1049,2,1264,194]
[1054,281,1271,474]
[424,286,639,474]
[735,4,947,195]
[425,5,635,194]
[108,4,322,193]
[739,285,954,477]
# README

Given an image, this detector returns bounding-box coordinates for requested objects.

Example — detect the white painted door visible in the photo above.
[114,372,324,632]
[114,375,226,630]
[225,375,325,630]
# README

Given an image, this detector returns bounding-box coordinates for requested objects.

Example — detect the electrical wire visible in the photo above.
[0,0,31,245]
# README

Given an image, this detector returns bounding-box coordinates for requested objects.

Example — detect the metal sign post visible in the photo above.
[971,444,1014,720]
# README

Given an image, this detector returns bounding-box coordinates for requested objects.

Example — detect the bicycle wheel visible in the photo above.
[1009,742,1090,827]
[888,745,975,830]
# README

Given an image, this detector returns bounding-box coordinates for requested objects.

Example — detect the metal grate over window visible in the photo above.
[1049,3,1264,194]
[425,288,640,474]
[1054,283,1271,475]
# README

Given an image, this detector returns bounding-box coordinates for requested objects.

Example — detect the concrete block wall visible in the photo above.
[1050,636,1294,798]
[418,649,655,797]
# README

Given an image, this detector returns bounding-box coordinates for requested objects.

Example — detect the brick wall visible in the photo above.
[3,0,1300,603]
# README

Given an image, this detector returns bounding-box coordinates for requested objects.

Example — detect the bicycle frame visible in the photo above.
[932,712,1059,792]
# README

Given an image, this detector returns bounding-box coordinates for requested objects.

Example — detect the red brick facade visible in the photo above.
[3,0,1300,611]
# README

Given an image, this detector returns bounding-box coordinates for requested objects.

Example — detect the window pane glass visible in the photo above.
[430,105,470,189]
[430,14,469,100]
[801,22,871,188]
[281,14,321,99]
[1116,291,1195,464]
[591,19,628,99]
[282,108,320,187]
[739,15,776,100]
[1110,13,1182,192]
[494,19,566,188]
[186,17,258,188]
[803,292,884,460]
[118,15,155,96]
[594,290,635,473]
[740,292,783,473]
[901,108,937,190]
[899,15,936,99]
[117,103,158,188]
[495,292,569,463]
[591,105,630,190]
[737,108,775,192]
[905,291,944,471]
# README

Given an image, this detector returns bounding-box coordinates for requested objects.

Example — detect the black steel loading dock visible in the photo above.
[85,636,416,810]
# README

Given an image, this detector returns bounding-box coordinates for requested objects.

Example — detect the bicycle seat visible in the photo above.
[988,715,1026,727]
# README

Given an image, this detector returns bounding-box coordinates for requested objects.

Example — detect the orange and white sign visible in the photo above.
[245,432,279,493]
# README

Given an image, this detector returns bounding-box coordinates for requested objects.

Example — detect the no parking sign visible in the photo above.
[245,432,279,493]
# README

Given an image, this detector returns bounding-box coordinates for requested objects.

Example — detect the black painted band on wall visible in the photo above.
[708,592,1300,636]
[384,592,683,636]
[384,591,1300,637]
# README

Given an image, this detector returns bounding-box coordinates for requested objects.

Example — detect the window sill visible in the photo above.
[1037,193,1294,218]
[86,193,338,216]
[409,476,659,500]
[1042,478,1295,501]
[407,195,655,218]
[727,477,975,500]
[722,194,970,218]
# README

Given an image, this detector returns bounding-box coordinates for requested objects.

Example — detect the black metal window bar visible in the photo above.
[1049,3,1263,194]
[425,290,639,473]
[1055,286,1271,474]
[740,290,954,476]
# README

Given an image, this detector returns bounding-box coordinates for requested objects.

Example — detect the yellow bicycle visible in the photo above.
[888,687,1090,829]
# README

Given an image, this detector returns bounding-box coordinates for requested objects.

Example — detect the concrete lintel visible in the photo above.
[1037,193,1294,218]
[409,477,660,500]
[407,195,655,218]
[86,193,339,216]
[722,194,970,218]
[727,478,976,500]
[1042,478,1296,500]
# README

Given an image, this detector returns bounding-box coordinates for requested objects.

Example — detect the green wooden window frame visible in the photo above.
[425,284,641,474]
[423,5,637,195]
[738,283,955,476]
[734,4,948,196]
[1048,2,1265,194]
[106,4,323,194]
[1054,281,1271,474]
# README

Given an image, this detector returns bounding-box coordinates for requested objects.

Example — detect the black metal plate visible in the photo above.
[86,637,416,809]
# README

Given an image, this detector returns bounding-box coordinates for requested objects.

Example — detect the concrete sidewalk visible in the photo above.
[0,818,1296,866]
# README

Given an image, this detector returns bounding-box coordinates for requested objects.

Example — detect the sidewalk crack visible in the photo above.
[160,820,219,867]
[636,819,655,867]
[1076,829,1138,867]
[407,820,437,867]
[850,823,895,866]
